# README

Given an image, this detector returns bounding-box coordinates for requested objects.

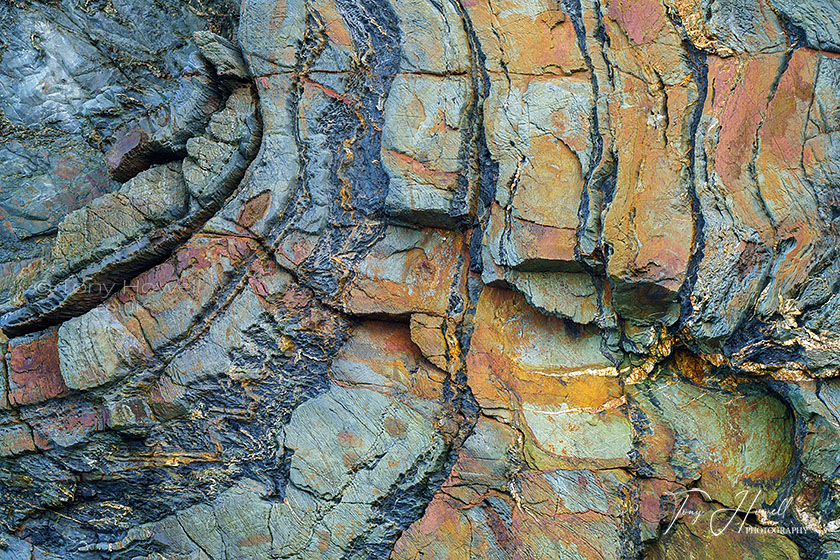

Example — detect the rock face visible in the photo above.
[1,0,840,558]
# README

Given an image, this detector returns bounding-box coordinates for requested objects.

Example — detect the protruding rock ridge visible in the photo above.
[1,0,840,559]
[0,33,263,339]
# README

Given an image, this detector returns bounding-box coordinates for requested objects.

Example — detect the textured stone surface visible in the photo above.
[1,0,840,558]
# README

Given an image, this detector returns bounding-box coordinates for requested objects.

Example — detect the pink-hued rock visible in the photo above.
[6,328,67,406]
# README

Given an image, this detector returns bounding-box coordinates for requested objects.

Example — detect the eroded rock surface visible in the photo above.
[1,0,840,558]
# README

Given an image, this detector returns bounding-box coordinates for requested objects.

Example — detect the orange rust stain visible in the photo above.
[237,534,271,547]
[238,191,272,228]
[385,149,459,186]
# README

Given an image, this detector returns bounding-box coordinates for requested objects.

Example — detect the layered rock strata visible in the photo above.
[1,0,840,558]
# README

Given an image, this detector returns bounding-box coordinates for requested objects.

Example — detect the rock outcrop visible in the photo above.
[1,0,840,558]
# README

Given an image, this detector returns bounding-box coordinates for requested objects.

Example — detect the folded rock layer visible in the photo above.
[1,0,840,558]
